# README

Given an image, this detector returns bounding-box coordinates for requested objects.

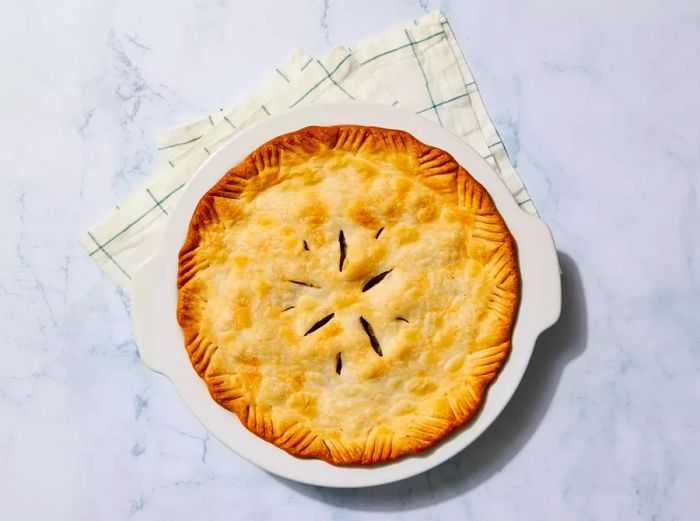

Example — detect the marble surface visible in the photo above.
[1,0,699,519]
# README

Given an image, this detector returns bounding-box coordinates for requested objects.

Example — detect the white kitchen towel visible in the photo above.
[80,11,533,291]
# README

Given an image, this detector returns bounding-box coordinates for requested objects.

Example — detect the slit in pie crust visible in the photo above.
[176,125,519,465]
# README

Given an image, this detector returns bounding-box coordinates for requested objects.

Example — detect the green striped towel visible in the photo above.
[80,11,534,291]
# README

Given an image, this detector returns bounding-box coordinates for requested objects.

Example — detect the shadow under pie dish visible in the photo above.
[176,125,519,465]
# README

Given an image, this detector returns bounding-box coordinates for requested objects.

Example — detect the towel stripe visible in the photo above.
[359,30,445,66]
[289,54,352,108]
[316,60,355,100]
[88,183,186,256]
[157,135,202,151]
[87,231,131,280]
[404,29,442,125]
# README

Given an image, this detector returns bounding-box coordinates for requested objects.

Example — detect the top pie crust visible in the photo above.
[176,125,519,465]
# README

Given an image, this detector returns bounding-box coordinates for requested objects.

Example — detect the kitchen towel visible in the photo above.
[80,11,534,291]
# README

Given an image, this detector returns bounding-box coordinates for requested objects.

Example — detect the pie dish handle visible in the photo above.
[522,213,562,333]
[131,256,171,376]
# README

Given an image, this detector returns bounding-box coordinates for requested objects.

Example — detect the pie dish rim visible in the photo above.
[131,101,561,488]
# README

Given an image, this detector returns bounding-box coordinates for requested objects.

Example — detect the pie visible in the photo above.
[176,125,519,465]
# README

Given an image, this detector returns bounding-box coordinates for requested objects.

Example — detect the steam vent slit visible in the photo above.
[304,313,335,336]
[339,230,347,272]
[359,316,382,356]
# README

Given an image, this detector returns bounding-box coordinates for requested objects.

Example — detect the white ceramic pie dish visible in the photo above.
[131,102,561,488]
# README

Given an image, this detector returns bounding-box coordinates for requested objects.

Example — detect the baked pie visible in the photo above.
[176,125,519,465]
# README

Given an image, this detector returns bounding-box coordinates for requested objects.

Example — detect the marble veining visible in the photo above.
[1,0,699,519]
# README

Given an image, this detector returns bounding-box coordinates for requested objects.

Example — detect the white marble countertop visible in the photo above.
[2,0,699,519]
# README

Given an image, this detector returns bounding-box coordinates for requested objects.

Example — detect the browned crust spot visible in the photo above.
[175,125,520,466]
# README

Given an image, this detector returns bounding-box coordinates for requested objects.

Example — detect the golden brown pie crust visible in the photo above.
[176,125,519,465]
